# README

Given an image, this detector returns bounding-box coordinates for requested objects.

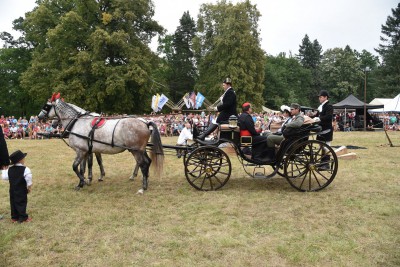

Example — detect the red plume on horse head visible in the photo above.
[51,92,61,102]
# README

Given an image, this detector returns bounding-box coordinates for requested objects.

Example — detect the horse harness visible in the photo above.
[57,110,145,152]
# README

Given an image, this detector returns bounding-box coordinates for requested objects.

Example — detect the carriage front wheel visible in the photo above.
[284,140,338,192]
[184,146,232,191]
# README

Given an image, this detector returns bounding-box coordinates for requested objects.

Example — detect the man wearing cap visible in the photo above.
[267,103,304,148]
[197,78,237,141]
[1,150,33,223]
[313,90,334,169]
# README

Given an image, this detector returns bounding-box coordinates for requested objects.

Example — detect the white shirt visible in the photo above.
[177,127,193,145]
[1,163,33,187]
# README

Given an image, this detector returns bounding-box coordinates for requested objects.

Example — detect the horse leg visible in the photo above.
[132,151,151,191]
[95,153,105,181]
[80,157,86,177]
[87,152,93,185]
[129,163,140,181]
[72,151,87,190]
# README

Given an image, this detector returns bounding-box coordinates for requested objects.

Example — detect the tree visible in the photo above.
[159,11,197,103]
[264,53,312,109]
[320,46,363,102]
[0,34,33,116]
[375,3,400,97]
[18,0,163,114]
[297,34,323,103]
[194,0,265,109]
[355,49,380,101]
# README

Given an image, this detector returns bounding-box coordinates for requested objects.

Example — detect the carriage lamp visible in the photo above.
[229,115,238,129]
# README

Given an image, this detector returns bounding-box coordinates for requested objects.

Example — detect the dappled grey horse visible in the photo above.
[38,93,163,191]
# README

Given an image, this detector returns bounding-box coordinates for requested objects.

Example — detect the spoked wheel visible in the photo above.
[284,140,338,192]
[184,146,231,191]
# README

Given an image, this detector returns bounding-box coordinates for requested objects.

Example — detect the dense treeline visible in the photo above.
[0,0,399,116]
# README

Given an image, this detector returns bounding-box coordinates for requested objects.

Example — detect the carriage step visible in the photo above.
[254,172,267,179]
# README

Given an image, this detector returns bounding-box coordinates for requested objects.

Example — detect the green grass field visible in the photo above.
[1,131,399,266]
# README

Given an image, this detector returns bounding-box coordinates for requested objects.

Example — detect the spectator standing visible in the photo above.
[0,125,10,220]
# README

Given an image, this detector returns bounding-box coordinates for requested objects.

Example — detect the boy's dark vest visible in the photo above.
[8,166,28,195]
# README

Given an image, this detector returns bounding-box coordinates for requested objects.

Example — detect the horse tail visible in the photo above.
[148,121,164,176]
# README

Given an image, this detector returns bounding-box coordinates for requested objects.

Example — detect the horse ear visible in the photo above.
[51,92,61,102]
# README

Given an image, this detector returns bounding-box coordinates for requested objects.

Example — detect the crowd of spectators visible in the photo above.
[1,110,399,140]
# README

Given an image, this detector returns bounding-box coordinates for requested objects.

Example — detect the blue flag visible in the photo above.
[196,92,205,109]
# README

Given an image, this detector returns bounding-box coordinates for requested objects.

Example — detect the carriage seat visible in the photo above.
[219,123,240,144]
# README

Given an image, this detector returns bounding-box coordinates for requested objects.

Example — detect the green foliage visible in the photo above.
[375,3,400,97]
[19,0,163,114]
[0,34,33,116]
[320,46,364,103]
[264,53,312,109]
[297,34,323,103]
[195,0,265,109]
[158,11,197,103]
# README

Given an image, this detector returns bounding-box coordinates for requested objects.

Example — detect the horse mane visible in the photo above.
[55,100,81,118]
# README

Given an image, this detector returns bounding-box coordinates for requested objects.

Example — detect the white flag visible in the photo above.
[157,94,169,111]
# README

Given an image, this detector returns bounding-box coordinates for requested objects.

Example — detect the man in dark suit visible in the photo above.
[314,90,333,170]
[315,90,333,144]
[197,78,237,140]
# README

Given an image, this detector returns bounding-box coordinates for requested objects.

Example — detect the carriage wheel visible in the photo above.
[184,146,231,191]
[284,140,338,192]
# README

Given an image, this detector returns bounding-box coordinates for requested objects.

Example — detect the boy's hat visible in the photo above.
[9,150,27,165]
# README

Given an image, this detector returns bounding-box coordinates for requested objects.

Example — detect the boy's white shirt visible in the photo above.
[1,163,33,187]
[177,127,193,145]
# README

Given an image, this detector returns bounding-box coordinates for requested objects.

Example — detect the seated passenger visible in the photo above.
[238,102,274,161]
[267,103,304,148]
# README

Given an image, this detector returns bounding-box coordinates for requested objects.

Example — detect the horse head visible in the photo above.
[38,93,61,121]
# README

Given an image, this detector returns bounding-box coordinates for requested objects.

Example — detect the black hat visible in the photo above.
[318,90,330,98]
[9,150,27,165]
[223,78,232,84]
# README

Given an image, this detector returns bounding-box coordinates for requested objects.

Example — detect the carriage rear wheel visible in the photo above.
[284,140,338,192]
[184,146,231,191]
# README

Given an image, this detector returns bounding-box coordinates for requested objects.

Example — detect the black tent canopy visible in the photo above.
[333,94,384,109]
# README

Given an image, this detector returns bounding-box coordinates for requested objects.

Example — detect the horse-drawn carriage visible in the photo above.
[177,119,338,192]
[38,93,338,192]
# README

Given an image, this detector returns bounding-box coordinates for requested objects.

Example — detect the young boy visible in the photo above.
[1,150,32,223]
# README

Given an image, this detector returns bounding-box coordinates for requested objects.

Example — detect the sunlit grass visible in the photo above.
[0,131,399,266]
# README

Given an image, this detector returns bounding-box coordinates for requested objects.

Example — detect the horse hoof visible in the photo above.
[74,186,81,191]
[136,189,144,195]
[129,176,135,181]
[98,178,103,182]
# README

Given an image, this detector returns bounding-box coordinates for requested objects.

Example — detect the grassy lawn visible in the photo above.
[0,131,399,266]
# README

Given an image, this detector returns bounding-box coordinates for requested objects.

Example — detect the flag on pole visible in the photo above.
[183,93,190,108]
[189,92,196,109]
[195,92,205,109]
[157,94,169,111]
[151,95,157,112]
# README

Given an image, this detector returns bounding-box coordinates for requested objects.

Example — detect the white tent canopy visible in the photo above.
[369,98,392,106]
[370,94,400,112]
